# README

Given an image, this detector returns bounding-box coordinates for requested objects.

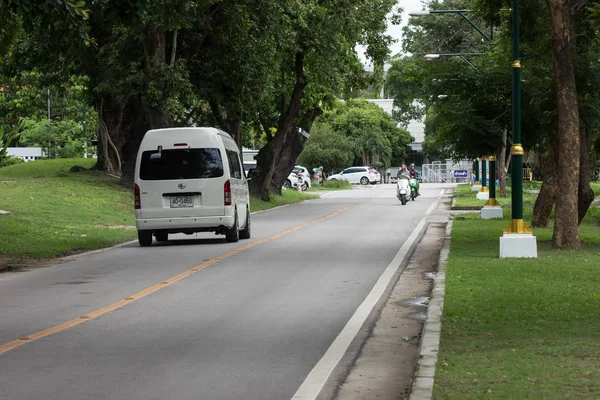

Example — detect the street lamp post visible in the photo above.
[424,53,483,69]
[472,158,481,191]
[481,155,503,219]
[412,6,536,256]
[476,157,490,200]
[499,0,537,257]
[409,10,493,41]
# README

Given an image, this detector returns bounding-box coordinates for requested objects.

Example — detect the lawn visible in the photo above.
[451,180,583,208]
[434,184,600,399]
[0,158,321,260]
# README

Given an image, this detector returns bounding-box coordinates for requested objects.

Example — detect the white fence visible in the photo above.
[421,160,473,183]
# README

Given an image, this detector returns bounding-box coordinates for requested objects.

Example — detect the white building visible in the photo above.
[366,98,425,153]
[6,147,44,162]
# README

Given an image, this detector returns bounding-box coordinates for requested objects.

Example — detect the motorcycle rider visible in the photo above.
[397,163,410,178]
[409,163,420,196]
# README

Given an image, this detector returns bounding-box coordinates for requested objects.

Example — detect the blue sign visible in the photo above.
[453,170,468,178]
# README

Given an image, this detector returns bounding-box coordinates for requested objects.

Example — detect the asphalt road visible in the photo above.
[0,183,449,400]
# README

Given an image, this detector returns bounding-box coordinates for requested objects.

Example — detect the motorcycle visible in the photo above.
[397,175,410,205]
[408,177,419,201]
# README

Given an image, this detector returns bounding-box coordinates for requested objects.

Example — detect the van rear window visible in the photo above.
[140,148,224,180]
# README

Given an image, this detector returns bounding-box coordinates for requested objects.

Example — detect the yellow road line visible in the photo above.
[0,197,375,356]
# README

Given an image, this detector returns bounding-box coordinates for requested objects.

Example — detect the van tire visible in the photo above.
[138,230,153,247]
[240,210,251,240]
[155,231,168,242]
[226,213,240,242]
[360,176,369,185]
[283,179,292,189]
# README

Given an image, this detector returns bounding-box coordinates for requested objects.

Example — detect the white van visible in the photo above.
[134,127,251,246]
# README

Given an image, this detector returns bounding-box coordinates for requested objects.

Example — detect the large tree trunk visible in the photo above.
[531,139,559,227]
[97,94,170,186]
[548,0,581,250]
[574,8,596,225]
[252,52,307,201]
[578,121,595,224]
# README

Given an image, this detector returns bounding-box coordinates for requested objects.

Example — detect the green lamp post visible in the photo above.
[474,158,480,184]
[480,157,488,192]
[485,156,500,206]
[504,0,530,234]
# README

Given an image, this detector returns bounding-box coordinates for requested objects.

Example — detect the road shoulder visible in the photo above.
[333,221,448,400]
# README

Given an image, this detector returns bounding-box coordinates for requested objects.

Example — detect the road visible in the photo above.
[0,183,449,400]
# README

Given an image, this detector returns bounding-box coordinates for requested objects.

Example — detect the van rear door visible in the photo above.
[138,148,225,219]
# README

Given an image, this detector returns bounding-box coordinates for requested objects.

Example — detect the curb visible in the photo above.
[408,218,453,400]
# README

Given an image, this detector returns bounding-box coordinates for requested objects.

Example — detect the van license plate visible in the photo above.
[170,195,194,208]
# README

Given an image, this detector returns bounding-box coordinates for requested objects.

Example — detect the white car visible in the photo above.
[283,165,311,191]
[368,167,381,183]
[327,166,379,185]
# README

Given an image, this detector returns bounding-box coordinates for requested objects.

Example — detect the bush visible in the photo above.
[323,179,353,189]
[0,156,24,168]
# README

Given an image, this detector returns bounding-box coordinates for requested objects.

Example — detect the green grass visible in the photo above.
[0,158,321,260]
[251,189,320,212]
[1,159,137,259]
[434,185,600,399]
[453,182,540,208]
[307,179,353,191]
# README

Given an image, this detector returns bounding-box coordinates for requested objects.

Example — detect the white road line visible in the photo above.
[291,195,440,400]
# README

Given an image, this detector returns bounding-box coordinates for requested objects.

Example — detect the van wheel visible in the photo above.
[360,176,369,185]
[301,182,309,191]
[138,230,152,247]
[240,209,251,240]
[155,231,168,242]
[283,179,292,189]
[226,212,240,242]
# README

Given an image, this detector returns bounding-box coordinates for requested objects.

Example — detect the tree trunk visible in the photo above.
[252,52,307,201]
[531,139,558,227]
[228,119,242,152]
[578,120,595,224]
[548,0,581,250]
[498,129,508,197]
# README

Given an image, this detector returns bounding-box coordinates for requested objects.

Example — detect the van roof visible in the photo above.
[145,127,232,139]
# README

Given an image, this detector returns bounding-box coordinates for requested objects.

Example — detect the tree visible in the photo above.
[248,0,400,200]
[297,123,354,173]
[317,99,413,168]
[3,0,398,202]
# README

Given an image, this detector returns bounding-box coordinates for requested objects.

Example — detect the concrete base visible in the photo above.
[471,184,481,191]
[476,191,489,200]
[500,234,538,258]
[480,206,503,219]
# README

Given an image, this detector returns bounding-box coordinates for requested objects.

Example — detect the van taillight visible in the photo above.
[224,180,232,206]
[134,184,141,209]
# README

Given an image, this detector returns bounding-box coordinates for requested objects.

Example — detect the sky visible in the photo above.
[358,0,427,65]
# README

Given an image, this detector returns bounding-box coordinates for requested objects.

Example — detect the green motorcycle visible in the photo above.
[408,177,418,201]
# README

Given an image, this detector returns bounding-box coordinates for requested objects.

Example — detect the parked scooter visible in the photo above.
[397,175,410,205]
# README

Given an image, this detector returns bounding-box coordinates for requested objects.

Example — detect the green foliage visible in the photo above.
[0,126,16,154]
[298,122,354,172]
[386,0,559,160]
[315,99,413,168]
[18,117,86,159]
[0,155,24,168]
